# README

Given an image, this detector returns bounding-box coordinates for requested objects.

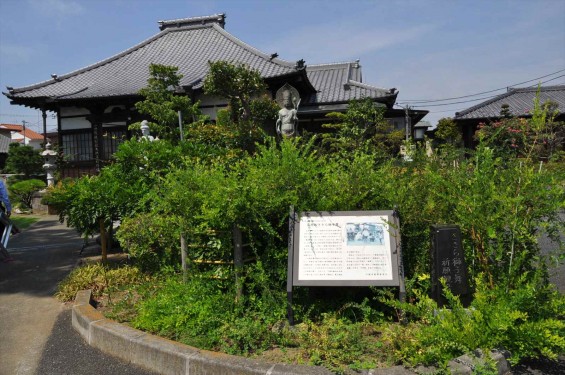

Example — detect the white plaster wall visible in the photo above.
[27,140,42,150]
[61,117,91,130]
[9,133,42,149]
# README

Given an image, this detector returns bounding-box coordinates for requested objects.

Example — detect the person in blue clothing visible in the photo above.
[0,178,12,216]
[0,179,14,262]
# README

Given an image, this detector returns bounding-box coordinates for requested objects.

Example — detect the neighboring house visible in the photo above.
[0,134,12,170]
[0,123,44,150]
[454,85,565,149]
[4,14,428,177]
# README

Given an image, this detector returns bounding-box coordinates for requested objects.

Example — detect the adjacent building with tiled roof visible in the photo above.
[454,85,565,149]
[0,134,12,170]
[4,13,427,176]
[0,124,44,149]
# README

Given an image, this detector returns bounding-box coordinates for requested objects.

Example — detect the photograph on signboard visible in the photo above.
[346,222,385,245]
[292,211,399,286]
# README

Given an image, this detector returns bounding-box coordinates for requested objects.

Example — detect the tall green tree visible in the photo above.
[203,61,267,122]
[321,98,404,159]
[435,117,462,147]
[199,61,277,156]
[4,143,44,178]
[134,64,203,142]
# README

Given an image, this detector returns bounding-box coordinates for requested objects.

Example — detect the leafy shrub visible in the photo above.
[382,278,565,367]
[8,179,46,209]
[56,263,142,301]
[58,70,565,370]
[116,214,181,272]
[295,313,380,373]
[219,314,279,355]
[4,143,44,177]
[133,276,231,349]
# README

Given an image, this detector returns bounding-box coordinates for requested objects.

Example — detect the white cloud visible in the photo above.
[28,0,84,18]
[264,23,436,64]
[0,44,34,64]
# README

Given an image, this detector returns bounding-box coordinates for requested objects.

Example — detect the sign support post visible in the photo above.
[287,209,405,326]
[286,206,296,325]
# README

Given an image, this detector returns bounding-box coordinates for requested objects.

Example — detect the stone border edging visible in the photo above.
[72,290,510,375]
[72,290,332,375]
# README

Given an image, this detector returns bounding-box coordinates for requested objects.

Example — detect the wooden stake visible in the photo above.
[99,218,107,262]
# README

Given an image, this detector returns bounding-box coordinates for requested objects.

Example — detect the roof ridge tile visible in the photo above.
[348,80,394,93]
[211,24,296,69]
[308,61,356,70]
[158,14,225,30]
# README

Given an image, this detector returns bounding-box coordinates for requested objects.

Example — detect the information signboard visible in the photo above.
[290,211,401,287]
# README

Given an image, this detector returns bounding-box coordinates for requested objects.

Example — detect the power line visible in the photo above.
[526,74,565,87]
[405,74,565,108]
[409,94,501,108]
[427,107,470,114]
[399,69,565,104]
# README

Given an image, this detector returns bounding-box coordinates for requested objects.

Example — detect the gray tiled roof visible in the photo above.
[305,62,397,104]
[0,135,12,154]
[5,14,398,108]
[455,85,565,120]
[6,19,298,100]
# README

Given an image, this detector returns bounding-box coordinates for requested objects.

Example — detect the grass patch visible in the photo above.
[56,262,147,302]
[11,215,40,230]
[57,261,565,374]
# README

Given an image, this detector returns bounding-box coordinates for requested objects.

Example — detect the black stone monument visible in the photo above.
[430,225,471,307]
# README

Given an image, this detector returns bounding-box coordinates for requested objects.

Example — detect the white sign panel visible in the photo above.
[292,211,399,286]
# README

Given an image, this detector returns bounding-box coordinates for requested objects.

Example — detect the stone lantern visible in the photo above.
[41,142,58,187]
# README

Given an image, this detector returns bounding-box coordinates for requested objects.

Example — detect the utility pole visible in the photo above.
[22,120,28,145]
[42,109,47,146]
[178,110,184,142]
[404,106,411,141]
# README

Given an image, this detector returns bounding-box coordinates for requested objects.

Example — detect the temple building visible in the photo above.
[4,14,427,177]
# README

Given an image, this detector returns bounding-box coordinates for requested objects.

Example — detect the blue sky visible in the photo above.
[1,0,564,133]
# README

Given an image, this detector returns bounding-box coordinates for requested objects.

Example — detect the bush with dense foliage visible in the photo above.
[8,178,46,209]
[3,143,44,178]
[53,64,565,372]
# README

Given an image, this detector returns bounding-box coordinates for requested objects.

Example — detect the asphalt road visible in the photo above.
[0,216,157,375]
[0,214,563,375]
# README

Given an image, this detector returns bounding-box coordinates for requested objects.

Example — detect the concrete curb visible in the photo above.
[72,290,510,375]
[72,290,333,375]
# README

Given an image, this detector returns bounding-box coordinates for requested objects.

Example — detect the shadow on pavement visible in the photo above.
[35,309,158,375]
[0,216,84,298]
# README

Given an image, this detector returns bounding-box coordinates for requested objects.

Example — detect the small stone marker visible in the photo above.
[430,225,471,307]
